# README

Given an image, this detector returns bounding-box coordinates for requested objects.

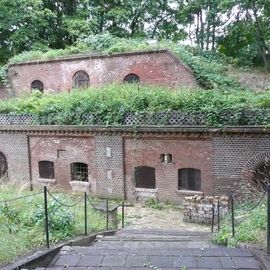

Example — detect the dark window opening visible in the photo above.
[39,161,55,179]
[123,73,140,84]
[160,154,172,163]
[253,161,270,191]
[73,71,90,88]
[0,152,8,180]
[178,168,201,191]
[135,166,156,189]
[71,162,88,182]
[31,80,44,92]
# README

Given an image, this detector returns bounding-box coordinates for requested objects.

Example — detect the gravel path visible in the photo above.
[124,203,210,232]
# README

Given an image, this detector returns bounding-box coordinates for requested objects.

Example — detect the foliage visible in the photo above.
[0,66,7,86]
[214,199,267,248]
[145,198,177,211]
[2,84,270,126]
[31,199,75,240]
[0,1,269,70]
[0,183,107,266]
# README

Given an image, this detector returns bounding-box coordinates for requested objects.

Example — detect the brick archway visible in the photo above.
[241,151,270,182]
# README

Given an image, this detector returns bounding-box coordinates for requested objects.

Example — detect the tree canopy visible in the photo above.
[0,0,269,69]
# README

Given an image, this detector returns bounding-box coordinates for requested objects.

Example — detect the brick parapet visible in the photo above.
[0,125,269,135]
[8,49,169,67]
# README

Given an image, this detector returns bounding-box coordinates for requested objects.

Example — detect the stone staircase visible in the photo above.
[38,229,262,270]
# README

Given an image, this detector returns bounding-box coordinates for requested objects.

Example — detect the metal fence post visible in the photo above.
[211,204,215,233]
[84,192,87,236]
[230,191,235,238]
[43,186,50,248]
[122,201,125,229]
[217,199,220,231]
[267,184,270,254]
[106,198,109,230]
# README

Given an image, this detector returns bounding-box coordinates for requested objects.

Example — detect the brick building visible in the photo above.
[4,49,197,98]
[0,125,269,203]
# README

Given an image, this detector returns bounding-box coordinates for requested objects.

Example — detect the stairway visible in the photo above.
[39,229,262,269]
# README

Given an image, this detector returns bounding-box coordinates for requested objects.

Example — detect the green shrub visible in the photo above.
[31,199,75,240]
[0,65,8,86]
[1,84,270,126]
[214,200,267,248]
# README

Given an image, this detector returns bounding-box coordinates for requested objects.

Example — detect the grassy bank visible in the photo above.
[214,198,267,249]
[0,183,107,266]
[1,84,270,126]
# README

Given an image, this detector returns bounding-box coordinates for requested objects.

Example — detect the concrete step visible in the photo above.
[47,247,260,270]
[39,229,262,270]
[59,245,254,257]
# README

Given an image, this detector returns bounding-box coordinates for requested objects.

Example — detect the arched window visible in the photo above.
[71,162,88,182]
[135,166,156,189]
[39,161,55,179]
[73,71,90,88]
[0,152,8,180]
[123,73,140,84]
[31,80,44,92]
[178,168,201,191]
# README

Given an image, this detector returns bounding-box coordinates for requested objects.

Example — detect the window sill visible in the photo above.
[70,181,90,187]
[38,178,56,185]
[135,188,158,193]
[176,190,203,196]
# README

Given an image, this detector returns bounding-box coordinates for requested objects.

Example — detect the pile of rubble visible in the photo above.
[183,195,229,225]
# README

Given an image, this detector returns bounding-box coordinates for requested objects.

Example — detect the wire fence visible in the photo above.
[211,185,270,254]
[0,186,125,250]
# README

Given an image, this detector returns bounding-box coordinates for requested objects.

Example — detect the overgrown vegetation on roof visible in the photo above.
[6,34,243,91]
[1,84,270,126]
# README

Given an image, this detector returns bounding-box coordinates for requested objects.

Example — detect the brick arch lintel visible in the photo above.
[241,151,270,181]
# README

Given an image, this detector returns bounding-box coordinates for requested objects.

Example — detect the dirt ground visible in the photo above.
[124,203,210,232]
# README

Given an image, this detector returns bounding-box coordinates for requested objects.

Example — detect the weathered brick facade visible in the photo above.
[0,133,30,183]
[124,136,213,203]
[0,126,269,203]
[6,50,197,97]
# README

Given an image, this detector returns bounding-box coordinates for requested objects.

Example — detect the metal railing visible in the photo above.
[212,185,270,254]
[0,186,125,249]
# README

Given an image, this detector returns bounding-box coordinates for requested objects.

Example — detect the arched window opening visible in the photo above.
[0,152,8,180]
[39,161,55,179]
[178,168,201,191]
[252,161,270,191]
[31,80,44,92]
[71,162,88,182]
[123,73,140,84]
[73,71,90,88]
[135,166,156,189]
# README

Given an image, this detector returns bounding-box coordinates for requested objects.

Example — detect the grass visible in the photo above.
[0,182,112,266]
[214,198,267,249]
[144,198,179,211]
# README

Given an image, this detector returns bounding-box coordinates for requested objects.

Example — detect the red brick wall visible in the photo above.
[124,136,214,203]
[8,50,197,96]
[30,136,97,191]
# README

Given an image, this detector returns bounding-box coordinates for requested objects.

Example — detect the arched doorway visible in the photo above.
[242,152,270,193]
[73,71,90,89]
[31,80,44,92]
[0,152,8,181]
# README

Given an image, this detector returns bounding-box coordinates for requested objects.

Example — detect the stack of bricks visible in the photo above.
[183,195,229,225]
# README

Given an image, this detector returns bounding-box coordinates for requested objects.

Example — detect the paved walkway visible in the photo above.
[39,229,262,270]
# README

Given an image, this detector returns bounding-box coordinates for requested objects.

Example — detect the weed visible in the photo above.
[214,199,267,249]
[0,184,108,266]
